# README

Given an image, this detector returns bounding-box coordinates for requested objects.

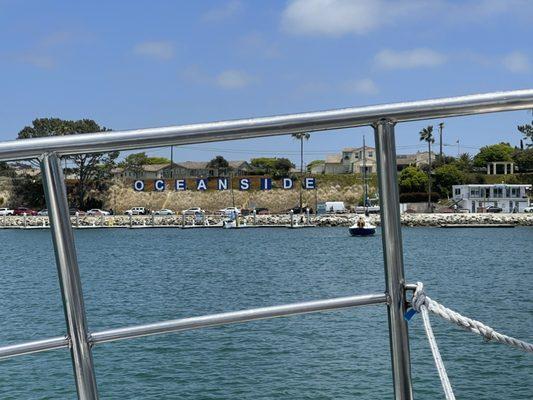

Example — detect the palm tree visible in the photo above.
[291,132,310,211]
[419,126,435,212]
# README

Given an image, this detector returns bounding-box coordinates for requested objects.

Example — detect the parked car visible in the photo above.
[86,209,110,216]
[256,207,269,215]
[154,209,175,215]
[0,207,14,216]
[183,207,205,215]
[523,206,533,213]
[218,207,241,216]
[37,209,48,216]
[69,208,86,216]
[14,207,38,216]
[486,205,502,213]
[124,207,148,215]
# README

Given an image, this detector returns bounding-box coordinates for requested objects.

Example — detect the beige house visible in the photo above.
[311,149,433,174]
[112,160,252,180]
[315,146,377,174]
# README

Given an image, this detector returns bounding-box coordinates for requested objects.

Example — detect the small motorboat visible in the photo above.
[222,219,237,229]
[349,217,376,236]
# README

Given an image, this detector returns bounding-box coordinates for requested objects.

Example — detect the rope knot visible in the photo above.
[411,281,427,312]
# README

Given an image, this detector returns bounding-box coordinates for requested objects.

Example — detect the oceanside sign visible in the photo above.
[133,177,316,192]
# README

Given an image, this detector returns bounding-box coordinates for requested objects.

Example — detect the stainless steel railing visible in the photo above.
[1,89,532,400]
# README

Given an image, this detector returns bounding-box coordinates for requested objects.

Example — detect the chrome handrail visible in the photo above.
[1,89,532,400]
[0,90,531,162]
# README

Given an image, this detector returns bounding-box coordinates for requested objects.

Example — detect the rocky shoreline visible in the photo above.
[0,213,531,228]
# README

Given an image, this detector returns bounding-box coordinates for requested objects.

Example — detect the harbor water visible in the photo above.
[1,227,531,399]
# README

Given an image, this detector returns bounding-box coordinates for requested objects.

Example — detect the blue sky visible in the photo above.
[0,0,531,164]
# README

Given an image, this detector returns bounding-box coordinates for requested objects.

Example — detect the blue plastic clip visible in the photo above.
[404,308,417,321]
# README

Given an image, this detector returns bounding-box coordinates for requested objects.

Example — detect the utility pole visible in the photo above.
[438,122,444,163]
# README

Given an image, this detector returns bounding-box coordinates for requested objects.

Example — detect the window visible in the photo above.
[493,187,503,198]
[470,187,481,197]
[368,151,373,158]
[454,188,461,196]
[511,187,521,197]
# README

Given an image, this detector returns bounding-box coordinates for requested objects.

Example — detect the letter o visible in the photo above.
[133,180,145,191]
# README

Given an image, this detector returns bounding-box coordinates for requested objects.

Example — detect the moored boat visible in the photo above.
[349,218,376,236]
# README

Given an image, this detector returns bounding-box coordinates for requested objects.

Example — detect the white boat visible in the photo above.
[222,219,237,229]
[350,135,376,237]
[349,217,376,236]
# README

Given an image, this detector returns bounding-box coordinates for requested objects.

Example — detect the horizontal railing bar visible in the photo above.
[1,90,532,162]
[91,293,388,345]
[0,335,69,360]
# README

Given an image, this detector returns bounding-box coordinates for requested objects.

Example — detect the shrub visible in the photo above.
[399,192,440,203]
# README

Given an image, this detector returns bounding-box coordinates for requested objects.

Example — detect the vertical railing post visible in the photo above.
[373,120,413,400]
[40,153,99,400]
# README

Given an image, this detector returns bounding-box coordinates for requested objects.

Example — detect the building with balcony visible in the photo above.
[452,184,531,213]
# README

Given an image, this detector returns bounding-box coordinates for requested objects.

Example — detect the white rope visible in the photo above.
[413,283,456,400]
[411,282,533,353]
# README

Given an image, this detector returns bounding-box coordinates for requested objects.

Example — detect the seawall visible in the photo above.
[0,213,531,228]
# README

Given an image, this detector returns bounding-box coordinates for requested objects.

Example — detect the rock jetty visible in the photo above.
[0,213,531,228]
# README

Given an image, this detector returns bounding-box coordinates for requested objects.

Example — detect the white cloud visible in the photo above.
[344,78,379,95]
[203,0,242,21]
[502,52,530,73]
[281,0,428,36]
[281,0,531,37]
[133,41,174,60]
[215,70,253,89]
[375,48,446,69]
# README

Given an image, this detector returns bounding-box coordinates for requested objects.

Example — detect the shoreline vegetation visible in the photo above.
[1,213,531,228]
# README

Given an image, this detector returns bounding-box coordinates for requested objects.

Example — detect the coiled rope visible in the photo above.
[406,282,533,400]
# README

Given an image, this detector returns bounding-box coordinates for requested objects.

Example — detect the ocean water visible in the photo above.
[0,227,531,399]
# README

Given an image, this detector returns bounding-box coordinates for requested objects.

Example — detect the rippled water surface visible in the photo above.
[1,227,532,399]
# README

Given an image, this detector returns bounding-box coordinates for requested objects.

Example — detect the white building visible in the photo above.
[452,184,531,213]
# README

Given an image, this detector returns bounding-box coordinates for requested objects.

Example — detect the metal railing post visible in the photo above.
[373,120,413,400]
[40,153,99,400]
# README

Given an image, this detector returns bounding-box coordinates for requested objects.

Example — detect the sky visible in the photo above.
[0,0,532,165]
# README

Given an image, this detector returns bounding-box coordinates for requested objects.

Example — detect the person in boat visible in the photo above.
[357,217,365,228]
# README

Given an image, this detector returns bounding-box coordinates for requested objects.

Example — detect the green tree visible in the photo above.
[517,121,533,148]
[512,148,533,172]
[275,158,295,175]
[433,164,466,197]
[17,118,119,208]
[13,175,45,208]
[419,125,435,211]
[207,155,229,169]
[473,143,514,167]
[306,160,324,172]
[398,166,428,194]
[119,152,149,178]
[250,157,294,178]
[454,153,473,172]
[145,156,171,164]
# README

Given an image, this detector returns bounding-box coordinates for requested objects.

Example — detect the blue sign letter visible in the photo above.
[133,180,145,191]
[239,178,250,190]
[154,179,165,191]
[304,177,316,189]
[175,179,186,191]
[260,178,272,190]
[283,178,293,189]
[217,178,228,190]
[196,178,208,191]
